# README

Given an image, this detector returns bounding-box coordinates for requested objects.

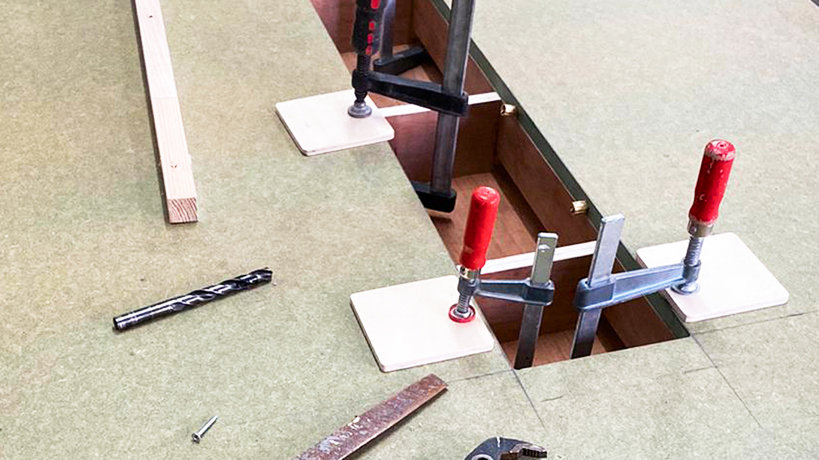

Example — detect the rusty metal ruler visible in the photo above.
[292,374,448,460]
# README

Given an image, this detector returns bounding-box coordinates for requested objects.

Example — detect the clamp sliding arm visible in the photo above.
[451,187,558,369]
[570,140,737,359]
[570,215,687,358]
[348,0,469,118]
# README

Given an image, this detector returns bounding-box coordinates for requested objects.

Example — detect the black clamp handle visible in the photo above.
[349,0,469,117]
[351,0,388,56]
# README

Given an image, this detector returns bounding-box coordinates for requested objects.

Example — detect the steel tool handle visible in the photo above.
[689,140,736,227]
[352,0,388,56]
[459,186,500,271]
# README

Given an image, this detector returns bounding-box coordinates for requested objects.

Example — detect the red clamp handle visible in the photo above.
[459,187,500,271]
[689,139,736,226]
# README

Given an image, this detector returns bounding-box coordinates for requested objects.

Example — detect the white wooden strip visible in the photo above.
[482,240,597,275]
[135,0,198,223]
[379,92,501,118]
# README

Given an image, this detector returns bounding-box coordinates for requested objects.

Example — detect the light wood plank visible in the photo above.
[482,241,597,275]
[135,0,198,223]
[275,90,395,156]
[351,275,495,372]
[638,233,789,322]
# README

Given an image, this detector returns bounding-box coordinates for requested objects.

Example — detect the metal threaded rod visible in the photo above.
[354,54,370,104]
[455,292,471,316]
[683,235,704,266]
[673,235,704,294]
[113,269,273,331]
[349,55,373,118]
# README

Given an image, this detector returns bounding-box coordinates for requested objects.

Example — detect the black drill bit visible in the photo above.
[113,268,273,331]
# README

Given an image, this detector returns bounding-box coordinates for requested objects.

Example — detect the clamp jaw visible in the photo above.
[372,0,431,75]
[456,265,555,311]
[570,140,737,359]
[465,437,548,460]
[451,187,558,369]
[572,215,694,312]
[348,0,469,118]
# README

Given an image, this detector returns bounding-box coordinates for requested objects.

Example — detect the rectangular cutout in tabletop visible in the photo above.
[309,0,680,367]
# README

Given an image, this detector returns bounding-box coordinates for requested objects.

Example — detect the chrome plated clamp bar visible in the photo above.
[570,215,697,359]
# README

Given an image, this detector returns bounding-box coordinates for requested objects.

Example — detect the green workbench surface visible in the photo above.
[3,0,819,458]
[450,0,819,457]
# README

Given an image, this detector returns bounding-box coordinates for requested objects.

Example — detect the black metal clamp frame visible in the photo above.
[349,0,478,212]
[372,0,431,75]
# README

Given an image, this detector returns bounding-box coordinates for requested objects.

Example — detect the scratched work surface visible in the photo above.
[432,0,819,457]
[4,0,819,459]
[0,1,546,458]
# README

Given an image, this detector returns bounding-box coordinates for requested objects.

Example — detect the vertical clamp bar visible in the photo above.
[570,215,625,359]
[514,233,558,369]
[429,0,477,196]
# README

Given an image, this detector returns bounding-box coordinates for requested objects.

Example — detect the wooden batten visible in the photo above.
[134,0,198,223]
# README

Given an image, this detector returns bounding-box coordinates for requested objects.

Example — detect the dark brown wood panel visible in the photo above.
[496,116,597,246]
[387,101,500,183]
[501,329,615,367]
[604,275,675,346]
[431,138,673,357]
[431,170,539,262]
[478,258,590,342]
[411,0,493,94]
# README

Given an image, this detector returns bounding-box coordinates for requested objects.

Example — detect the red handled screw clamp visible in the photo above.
[570,140,736,358]
[451,187,559,369]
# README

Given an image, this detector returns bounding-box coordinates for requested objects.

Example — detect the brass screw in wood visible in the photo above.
[500,104,517,117]
[571,200,589,216]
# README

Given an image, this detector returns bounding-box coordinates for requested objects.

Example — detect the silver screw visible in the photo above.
[192,415,219,443]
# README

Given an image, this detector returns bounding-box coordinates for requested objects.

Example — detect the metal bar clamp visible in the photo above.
[452,187,558,369]
[570,140,737,358]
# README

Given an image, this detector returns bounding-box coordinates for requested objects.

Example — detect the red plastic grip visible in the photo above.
[689,140,736,226]
[459,187,500,270]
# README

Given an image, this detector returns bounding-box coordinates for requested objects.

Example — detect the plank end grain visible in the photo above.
[135,0,199,223]
[167,197,198,223]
